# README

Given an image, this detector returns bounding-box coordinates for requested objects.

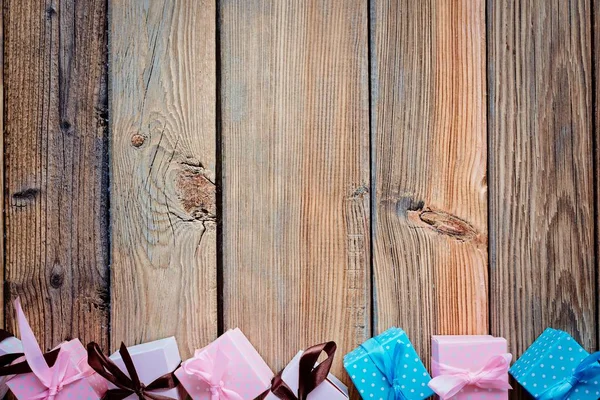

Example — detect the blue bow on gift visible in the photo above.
[537,351,600,400]
[361,338,408,400]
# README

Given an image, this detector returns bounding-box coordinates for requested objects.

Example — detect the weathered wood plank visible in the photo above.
[596,0,600,353]
[220,0,370,380]
[371,0,488,363]
[110,0,217,356]
[489,0,596,388]
[4,0,109,348]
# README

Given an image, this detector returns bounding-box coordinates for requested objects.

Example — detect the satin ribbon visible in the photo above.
[428,354,512,399]
[270,341,337,400]
[537,351,600,400]
[12,298,93,400]
[180,346,242,400]
[360,337,407,400]
[87,342,179,400]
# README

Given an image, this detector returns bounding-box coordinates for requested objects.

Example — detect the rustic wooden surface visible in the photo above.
[3,0,109,350]
[220,0,371,381]
[371,0,488,365]
[109,0,217,356]
[1,1,599,399]
[488,0,597,396]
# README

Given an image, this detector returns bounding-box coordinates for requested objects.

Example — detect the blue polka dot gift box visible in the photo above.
[343,327,434,400]
[509,327,600,400]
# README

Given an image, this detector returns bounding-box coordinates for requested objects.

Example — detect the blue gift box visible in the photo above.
[509,328,600,399]
[343,327,433,400]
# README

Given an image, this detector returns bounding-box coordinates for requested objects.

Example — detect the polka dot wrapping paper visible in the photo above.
[343,327,434,400]
[509,328,600,399]
[430,335,510,400]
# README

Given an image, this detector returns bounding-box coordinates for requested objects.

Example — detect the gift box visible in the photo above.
[0,331,23,398]
[6,299,108,400]
[429,335,512,400]
[175,328,273,400]
[344,327,433,400]
[107,336,183,400]
[265,346,348,399]
[509,328,600,400]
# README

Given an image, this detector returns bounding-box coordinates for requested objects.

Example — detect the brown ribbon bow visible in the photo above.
[270,341,337,400]
[0,329,60,376]
[87,342,179,400]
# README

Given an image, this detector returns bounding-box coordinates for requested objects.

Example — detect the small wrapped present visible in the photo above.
[343,327,433,400]
[509,328,600,400]
[428,335,512,400]
[5,298,108,400]
[174,328,273,399]
[0,329,23,398]
[88,337,183,399]
[266,341,348,400]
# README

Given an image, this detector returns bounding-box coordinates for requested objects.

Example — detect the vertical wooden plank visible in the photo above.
[220,0,370,379]
[489,0,596,379]
[3,0,109,347]
[596,0,600,352]
[110,0,217,355]
[371,0,488,363]
[0,0,4,326]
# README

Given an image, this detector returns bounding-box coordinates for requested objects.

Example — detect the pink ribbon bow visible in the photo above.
[181,346,243,400]
[15,298,93,400]
[428,353,513,400]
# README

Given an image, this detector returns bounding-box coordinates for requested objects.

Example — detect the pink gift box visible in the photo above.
[109,336,183,400]
[431,335,510,400]
[175,328,273,400]
[6,338,108,400]
[265,350,348,400]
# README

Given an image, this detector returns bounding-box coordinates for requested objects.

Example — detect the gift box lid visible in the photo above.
[432,335,508,371]
[110,337,181,383]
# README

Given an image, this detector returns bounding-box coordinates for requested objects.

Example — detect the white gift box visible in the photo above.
[109,337,183,400]
[266,350,348,399]
[0,335,23,398]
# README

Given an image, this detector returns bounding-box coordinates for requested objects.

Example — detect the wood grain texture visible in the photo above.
[110,0,217,356]
[488,0,596,377]
[597,0,600,352]
[3,0,109,348]
[371,0,488,362]
[220,0,370,381]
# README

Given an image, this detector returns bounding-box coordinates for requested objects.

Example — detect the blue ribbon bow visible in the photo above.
[537,351,600,400]
[361,337,408,400]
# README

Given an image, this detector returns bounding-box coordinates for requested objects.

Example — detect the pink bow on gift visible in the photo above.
[15,298,93,400]
[428,353,513,400]
[181,346,243,400]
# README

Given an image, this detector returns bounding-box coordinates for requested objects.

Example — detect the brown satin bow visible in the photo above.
[87,342,179,400]
[0,329,60,376]
[270,341,337,400]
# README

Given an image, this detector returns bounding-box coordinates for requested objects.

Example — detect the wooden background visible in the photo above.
[1,0,597,399]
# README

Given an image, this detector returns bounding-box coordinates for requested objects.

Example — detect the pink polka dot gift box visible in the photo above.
[343,327,434,400]
[5,298,108,400]
[174,328,273,399]
[509,328,600,400]
[428,335,512,400]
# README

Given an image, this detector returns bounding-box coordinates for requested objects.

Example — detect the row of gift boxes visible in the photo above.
[0,299,597,400]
